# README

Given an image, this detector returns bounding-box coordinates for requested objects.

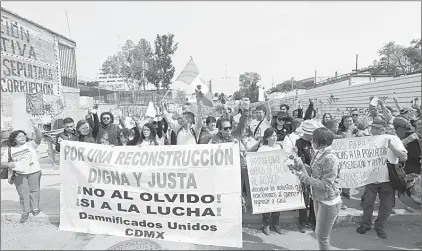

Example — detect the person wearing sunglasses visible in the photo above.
[271,111,293,142]
[350,109,366,131]
[95,112,122,146]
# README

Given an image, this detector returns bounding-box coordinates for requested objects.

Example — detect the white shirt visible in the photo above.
[250,118,271,140]
[371,134,407,183]
[176,126,197,145]
[164,111,199,145]
[10,141,41,175]
[258,144,282,152]
[282,132,301,153]
[384,134,407,164]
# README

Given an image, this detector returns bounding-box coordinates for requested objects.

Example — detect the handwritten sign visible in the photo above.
[58,141,242,248]
[332,136,389,188]
[246,150,305,214]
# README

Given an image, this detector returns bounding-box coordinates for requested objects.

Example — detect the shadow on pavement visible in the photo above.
[1,187,60,226]
[242,231,289,250]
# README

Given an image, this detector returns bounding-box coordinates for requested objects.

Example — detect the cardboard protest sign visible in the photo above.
[58,141,242,248]
[145,101,157,118]
[332,136,389,188]
[258,88,265,102]
[246,150,305,214]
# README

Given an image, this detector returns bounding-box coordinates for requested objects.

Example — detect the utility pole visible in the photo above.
[291,77,294,91]
[355,54,358,75]
[314,70,317,86]
[225,64,228,79]
[65,10,72,39]
[272,76,274,88]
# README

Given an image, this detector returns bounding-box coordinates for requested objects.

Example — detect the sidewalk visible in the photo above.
[1,161,421,226]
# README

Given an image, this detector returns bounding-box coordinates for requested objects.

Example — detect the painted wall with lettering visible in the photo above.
[0,8,76,131]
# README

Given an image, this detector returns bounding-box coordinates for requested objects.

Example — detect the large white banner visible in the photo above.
[58,141,242,248]
[332,136,389,188]
[246,150,305,214]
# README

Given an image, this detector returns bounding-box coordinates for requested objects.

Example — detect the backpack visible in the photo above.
[387,162,407,192]
[176,127,197,144]
[1,147,12,180]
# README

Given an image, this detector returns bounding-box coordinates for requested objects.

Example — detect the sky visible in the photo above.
[2,1,421,90]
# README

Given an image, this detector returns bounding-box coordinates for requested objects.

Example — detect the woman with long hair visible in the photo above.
[289,127,342,250]
[337,115,363,200]
[139,123,159,146]
[338,115,362,138]
[258,128,283,235]
[321,113,332,127]
[1,122,42,223]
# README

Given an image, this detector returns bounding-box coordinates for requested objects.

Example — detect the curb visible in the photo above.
[2,209,420,225]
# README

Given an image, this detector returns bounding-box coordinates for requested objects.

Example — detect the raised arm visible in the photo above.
[264,92,271,121]
[304,99,314,120]
[156,116,164,139]
[393,96,402,112]
[232,108,248,138]
[194,94,204,134]
[160,101,180,131]
[92,113,100,137]
[30,120,42,145]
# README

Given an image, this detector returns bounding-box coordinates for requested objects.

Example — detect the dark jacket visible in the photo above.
[198,128,214,144]
[55,129,78,152]
[209,132,235,144]
[95,112,122,146]
[295,138,314,166]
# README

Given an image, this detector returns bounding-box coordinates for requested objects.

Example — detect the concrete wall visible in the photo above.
[267,74,421,123]
[1,8,78,133]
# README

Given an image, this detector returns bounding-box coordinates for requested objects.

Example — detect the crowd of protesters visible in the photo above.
[1,90,421,250]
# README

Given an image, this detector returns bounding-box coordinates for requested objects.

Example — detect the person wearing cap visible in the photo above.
[271,111,293,142]
[356,119,407,239]
[250,92,272,141]
[393,107,415,140]
[295,120,321,233]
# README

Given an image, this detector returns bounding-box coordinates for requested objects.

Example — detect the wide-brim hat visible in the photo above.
[296,120,321,135]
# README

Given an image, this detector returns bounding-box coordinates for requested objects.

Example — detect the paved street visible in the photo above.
[1,145,421,250]
[1,219,421,250]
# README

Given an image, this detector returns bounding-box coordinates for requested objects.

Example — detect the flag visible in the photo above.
[172,57,214,107]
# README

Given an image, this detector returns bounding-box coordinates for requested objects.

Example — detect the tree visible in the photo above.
[174,89,187,104]
[102,39,153,93]
[404,38,422,73]
[145,57,162,90]
[373,39,421,76]
[152,33,178,90]
[238,72,261,102]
